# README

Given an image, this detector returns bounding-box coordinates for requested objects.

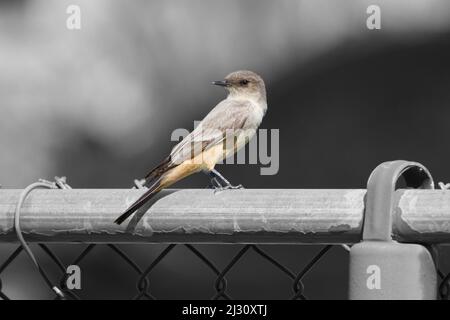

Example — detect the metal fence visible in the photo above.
[0,243,340,300]
[1,160,450,299]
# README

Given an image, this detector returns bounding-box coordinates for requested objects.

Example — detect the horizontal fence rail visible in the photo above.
[0,188,449,244]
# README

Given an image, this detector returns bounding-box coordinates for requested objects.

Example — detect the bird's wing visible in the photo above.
[169,99,253,165]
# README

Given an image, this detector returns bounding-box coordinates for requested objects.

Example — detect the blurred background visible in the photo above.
[1,0,450,299]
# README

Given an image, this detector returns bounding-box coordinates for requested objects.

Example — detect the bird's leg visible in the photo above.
[208,169,244,191]
[207,172,224,189]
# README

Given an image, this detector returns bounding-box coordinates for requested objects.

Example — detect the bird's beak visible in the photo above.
[212,80,230,87]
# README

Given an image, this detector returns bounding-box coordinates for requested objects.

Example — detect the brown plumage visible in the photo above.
[114,70,268,225]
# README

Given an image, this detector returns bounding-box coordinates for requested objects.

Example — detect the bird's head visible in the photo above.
[212,70,266,102]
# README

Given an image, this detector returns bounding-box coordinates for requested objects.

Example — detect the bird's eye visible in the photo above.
[240,79,249,85]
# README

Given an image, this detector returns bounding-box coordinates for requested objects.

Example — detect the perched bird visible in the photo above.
[114,70,268,225]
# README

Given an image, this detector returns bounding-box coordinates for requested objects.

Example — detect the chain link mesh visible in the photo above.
[0,243,339,300]
[1,243,449,300]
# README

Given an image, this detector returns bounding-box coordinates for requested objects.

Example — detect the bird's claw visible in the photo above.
[213,184,244,194]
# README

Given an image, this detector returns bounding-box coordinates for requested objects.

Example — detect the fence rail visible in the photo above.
[1,160,450,299]
[0,188,450,244]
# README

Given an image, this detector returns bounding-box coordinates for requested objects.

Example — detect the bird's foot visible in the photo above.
[226,184,244,190]
[213,184,244,194]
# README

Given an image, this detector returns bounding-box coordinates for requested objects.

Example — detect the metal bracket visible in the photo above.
[349,160,437,299]
[363,160,434,241]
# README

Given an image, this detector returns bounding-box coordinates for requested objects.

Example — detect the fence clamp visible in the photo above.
[349,160,437,300]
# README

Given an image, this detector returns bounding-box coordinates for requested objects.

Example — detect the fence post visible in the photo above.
[349,160,438,299]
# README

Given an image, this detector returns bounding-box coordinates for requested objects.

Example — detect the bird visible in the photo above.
[114,70,268,225]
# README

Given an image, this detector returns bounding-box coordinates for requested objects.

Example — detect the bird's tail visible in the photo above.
[115,157,199,225]
[114,178,162,225]
[115,157,174,225]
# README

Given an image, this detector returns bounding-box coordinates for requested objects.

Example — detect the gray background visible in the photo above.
[1,0,450,299]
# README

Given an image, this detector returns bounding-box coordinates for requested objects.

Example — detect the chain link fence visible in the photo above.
[1,166,450,300]
[0,243,342,300]
[0,243,450,299]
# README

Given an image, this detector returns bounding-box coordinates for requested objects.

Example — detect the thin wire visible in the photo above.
[14,180,65,299]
